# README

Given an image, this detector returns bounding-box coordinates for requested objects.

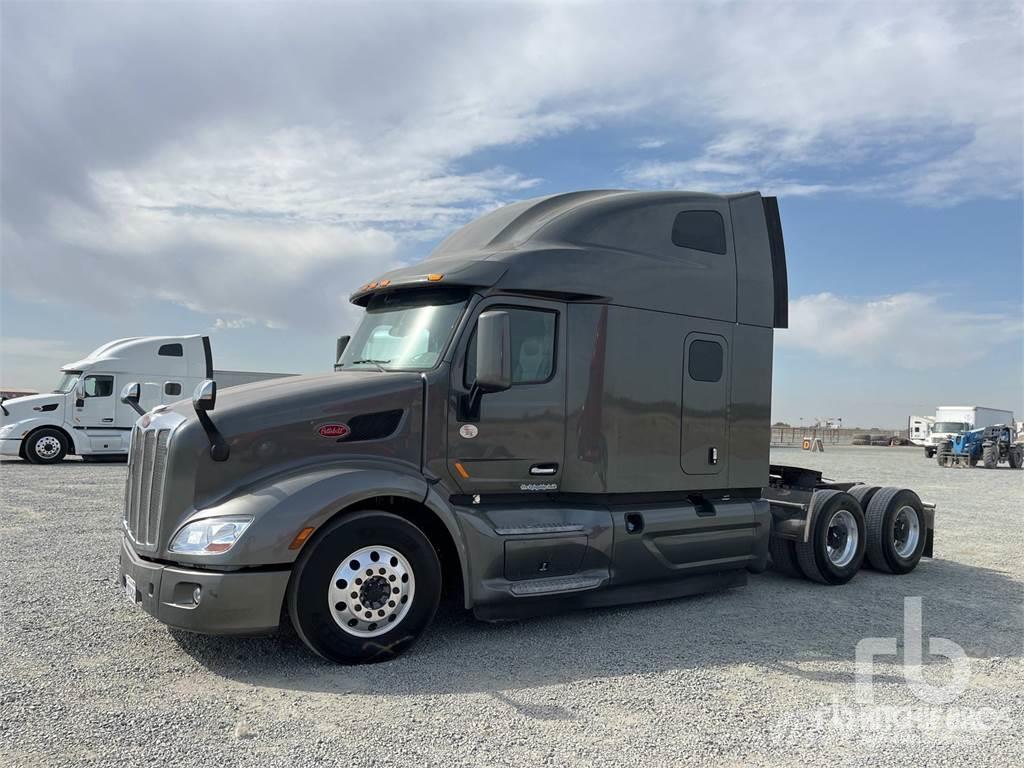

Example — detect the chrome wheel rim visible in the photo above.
[893,505,920,558]
[35,436,61,459]
[826,509,858,567]
[328,545,415,638]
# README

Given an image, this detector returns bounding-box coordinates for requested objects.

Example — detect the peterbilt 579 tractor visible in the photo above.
[118,190,935,663]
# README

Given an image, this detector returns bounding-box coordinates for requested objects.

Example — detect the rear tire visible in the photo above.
[924,447,935,459]
[769,533,801,578]
[982,444,998,469]
[848,484,880,512]
[864,487,926,574]
[795,490,866,585]
[287,510,441,664]
[1009,447,1023,469]
[25,428,68,464]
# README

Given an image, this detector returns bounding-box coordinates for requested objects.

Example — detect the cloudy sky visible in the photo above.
[2,0,1021,427]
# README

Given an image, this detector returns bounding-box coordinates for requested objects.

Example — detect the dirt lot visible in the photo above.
[1,446,1021,767]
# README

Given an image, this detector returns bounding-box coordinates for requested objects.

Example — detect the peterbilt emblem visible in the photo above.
[459,424,479,439]
[318,423,351,439]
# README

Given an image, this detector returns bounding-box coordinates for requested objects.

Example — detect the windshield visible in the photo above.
[933,421,968,433]
[337,289,468,371]
[53,371,81,393]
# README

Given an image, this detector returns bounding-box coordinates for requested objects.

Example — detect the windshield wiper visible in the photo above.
[348,359,391,372]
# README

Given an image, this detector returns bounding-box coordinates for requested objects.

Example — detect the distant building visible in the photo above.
[0,388,37,399]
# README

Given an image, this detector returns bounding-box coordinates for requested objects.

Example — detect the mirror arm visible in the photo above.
[125,400,145,417]
[196,411,230,462]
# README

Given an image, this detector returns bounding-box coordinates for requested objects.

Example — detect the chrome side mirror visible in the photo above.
[120,382,145,416]
[193,379,217,412]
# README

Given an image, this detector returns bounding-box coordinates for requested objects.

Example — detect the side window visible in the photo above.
[83,375,114,398]
[164,382,182,397]
[465,308,557,386]
[672,210,727,255]
[158,343,183,357]
[688,340,723,382]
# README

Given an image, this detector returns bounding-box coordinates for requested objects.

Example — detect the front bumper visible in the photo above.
[0,437,23,457]
[119,536,290,635]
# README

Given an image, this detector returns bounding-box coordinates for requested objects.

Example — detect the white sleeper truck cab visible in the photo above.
[0,335,289,464]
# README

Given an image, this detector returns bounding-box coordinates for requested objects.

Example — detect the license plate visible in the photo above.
[125,574,138,604]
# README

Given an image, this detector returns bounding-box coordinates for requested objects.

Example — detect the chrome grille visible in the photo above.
[123,426,170,547]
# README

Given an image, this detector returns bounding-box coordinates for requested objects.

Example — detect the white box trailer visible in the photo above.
[923,405,1016,457]
[0,335,291,463]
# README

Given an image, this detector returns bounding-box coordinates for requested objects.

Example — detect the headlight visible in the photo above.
[169,516,253,555]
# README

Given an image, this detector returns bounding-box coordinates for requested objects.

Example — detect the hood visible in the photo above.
[160,370,428,516]
[0,392,66,422]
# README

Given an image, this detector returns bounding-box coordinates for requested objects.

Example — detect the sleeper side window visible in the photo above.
[83,375,114,397]
[688,340,723,382]
[465,308,557,386]
[672,210,727,255]
[158,343,183,357]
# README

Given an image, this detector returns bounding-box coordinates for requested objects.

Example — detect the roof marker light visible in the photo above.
[427,273,444,282]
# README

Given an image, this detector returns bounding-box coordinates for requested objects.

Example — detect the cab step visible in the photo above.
[509,574,604,596]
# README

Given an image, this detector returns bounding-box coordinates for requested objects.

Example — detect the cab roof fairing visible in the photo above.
[349,190,786,328]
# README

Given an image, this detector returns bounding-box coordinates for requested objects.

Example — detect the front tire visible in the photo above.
[25,428,68,464]
[795,490,866,585]
[287,510,441,664]
[982,444,998,469]
[864,487,926,574]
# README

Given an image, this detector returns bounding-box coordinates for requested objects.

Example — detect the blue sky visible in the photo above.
[2,1,1021,427]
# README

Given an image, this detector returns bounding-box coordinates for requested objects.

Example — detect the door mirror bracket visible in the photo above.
[460,310,512,421]
[120,382,145,416]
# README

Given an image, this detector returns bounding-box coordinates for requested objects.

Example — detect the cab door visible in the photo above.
[74,373,117,428]
[447,298,566,495]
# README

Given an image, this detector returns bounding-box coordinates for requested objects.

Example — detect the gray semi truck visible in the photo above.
[118,190,935,663]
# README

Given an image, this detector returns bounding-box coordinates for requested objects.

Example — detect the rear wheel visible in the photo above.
[982,444,998,469]
[287,510,441,664]
[848,484,880,512]
[768,533,801,578]
[795,490,866,585]
[924,447,935,459]
[25,428,68,464]
[1009,447,1023,469]
[864,487,926,574]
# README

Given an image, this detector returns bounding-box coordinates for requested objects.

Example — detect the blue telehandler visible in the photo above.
[937,424,1023,469]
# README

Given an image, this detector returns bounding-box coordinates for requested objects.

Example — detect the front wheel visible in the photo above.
[25,428,69,464]
[287,511,441,664]
[982,444,998,469]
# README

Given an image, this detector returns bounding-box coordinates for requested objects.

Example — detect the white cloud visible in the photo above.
[779,292,1024,368]
[1,0,1021,334]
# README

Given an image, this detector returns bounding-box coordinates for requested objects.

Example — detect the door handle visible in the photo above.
[529,463,559,476]
[102,418,114,422]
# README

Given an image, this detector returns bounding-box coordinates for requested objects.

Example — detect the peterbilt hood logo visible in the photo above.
[318,423,351,439]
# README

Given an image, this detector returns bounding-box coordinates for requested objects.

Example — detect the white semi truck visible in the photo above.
[923,405,1015,458]
[0,335,290,464]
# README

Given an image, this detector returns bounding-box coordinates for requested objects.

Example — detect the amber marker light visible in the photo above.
[427,273,444,282]
[454,462,470,479]
[289,526,316,550]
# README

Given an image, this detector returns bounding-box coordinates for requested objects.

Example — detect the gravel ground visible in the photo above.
[2,446,1022,767]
